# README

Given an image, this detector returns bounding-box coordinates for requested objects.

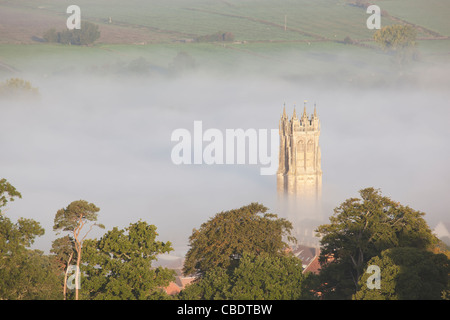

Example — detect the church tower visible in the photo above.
[277,103,322,198]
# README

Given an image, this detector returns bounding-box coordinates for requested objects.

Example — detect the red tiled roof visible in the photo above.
[302,255,321,274]
[164,281,181,295]
[164,275,197,295]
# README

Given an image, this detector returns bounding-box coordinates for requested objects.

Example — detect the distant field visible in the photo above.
[0,0,449,78]
[378,0,450,37]
[1,0,447,44]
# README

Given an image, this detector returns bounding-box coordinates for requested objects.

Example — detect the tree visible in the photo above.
[127,57,151,75]
[81,220,175,300]
[316,187,437,299]
[0,249,61,300]
[180,253,307,300]
[179,266,230,300]
[374,25,417,51]
[50,235,76,300]
[354,247,449,300]
[76,21,101,45]
[0,179,60,299]
[42,28,58,43]
[169,51,196,75]
[183,203,295,277]
[373,24,417,65]
[0,214,47,299]
[53,200,104,300]
[0,78,39,99]
[42,21,100,46]
[343,36,354,45]
[195,31,235,42]
[0,178,22,214]
[57,29,75,45]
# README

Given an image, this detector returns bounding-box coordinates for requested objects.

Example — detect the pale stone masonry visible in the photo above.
[277,104,322,198]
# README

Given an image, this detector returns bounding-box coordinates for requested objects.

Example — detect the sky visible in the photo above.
[1,52,450,256]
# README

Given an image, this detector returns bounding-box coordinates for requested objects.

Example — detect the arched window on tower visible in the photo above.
[307,140,313,153]
[298,140,305,152]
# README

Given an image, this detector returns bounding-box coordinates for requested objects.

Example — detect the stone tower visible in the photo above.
[277,104,322,198]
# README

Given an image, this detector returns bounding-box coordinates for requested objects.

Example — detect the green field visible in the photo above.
[377,0,450,36]
[0,0,449,80]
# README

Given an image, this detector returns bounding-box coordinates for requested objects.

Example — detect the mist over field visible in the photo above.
[1,51,450,254]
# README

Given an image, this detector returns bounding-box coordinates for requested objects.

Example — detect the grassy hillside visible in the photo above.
[1,0,448,44]
[0,0,448,80]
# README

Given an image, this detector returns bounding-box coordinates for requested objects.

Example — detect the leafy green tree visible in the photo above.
[57,29,75,45]
[81,220,175,300]
[43,21,100,46]
[0,212,44,262]
[0,214,47,299]
[179,267,231,300]
[0,249,62,300]
[316,187,437,299]
[53,200,104,300]
[229,253,305,299]
[0,179,60,299]
[180,253,307,300]
[183,203,295,277]
[354,247,449,300]
[75,21,101,45]
[0,178,22,213]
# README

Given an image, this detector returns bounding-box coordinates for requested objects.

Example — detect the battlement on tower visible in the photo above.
[280,104,320,133]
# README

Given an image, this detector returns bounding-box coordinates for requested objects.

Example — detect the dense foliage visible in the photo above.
[180,253,308,300]
[354,247,449,300]
[316,187,441,299]
[183,203,295,277]
[43,22,100,45]
[1,179,448,300]
[81,221,175,300]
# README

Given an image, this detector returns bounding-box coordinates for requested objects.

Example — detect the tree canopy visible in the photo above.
[53,200,104,300]
[373,24,418,65]
[0,180,60,299]
[316,187,437,299]
[354,247,449,300]
[0,178,22,212]
[81,220,175,300]
[183,203,295,277]
[180,252,308,300]
[43,21,100,45]
[374,25,417,52]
